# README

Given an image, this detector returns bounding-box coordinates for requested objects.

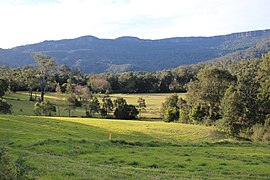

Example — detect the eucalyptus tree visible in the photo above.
[20,66,39,101]
[33,53,57,101]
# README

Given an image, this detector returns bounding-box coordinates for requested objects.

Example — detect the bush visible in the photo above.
[0,98,12,114]
[164,107,179,122]
[263,130,270,142]
[0,79,8,97]
[34,100,56,116]
[188,105,205,123]
[114,104,139,119]
[251,124,270,142]
[179,109,189,123]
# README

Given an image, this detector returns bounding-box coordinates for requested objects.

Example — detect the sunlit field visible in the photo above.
[1,115,270,179]
[2,92,270,179]
[4,91,185,118]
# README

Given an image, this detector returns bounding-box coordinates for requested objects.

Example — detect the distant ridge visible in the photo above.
[1,29,270,73]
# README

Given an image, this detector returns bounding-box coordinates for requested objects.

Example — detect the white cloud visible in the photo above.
[0,0,270,48]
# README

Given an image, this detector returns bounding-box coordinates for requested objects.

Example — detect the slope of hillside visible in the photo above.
[1,115,270,179]
[209,37,270,65]
[1,29,270,73]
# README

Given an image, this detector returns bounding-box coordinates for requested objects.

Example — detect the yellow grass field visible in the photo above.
[5,91,186,118]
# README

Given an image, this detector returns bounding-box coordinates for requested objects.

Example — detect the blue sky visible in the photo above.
[0,0,270,48]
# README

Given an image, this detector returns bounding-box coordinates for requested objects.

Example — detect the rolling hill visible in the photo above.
[1,115,270,179]
[1,29,270,73]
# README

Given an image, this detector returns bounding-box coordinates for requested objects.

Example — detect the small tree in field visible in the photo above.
[137,97,146,118]
[66,92,77,117]
[34,100,56,116]
[86,97,100,117]
[161,94,179,122]
[55,83,62,116]
[113,97,139,119]
[100,95,114,117]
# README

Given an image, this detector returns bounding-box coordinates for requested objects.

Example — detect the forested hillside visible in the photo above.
[1,29,270,73]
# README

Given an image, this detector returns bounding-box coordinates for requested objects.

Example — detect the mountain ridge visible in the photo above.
[1,29,270,73]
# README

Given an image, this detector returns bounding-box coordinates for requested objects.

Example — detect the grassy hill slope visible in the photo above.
[1,115,270,179]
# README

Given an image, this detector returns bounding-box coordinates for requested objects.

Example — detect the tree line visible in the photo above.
[0,53,197,118]
[0,53,201,98]
[162,52,270,141]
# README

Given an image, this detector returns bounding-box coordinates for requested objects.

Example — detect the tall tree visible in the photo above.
[20,66,39,101]
[34,53,57,101]
[257,52,270,120]
[221,58,262,135]
[187,67,236,120]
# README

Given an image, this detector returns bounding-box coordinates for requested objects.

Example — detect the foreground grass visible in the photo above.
[1,115,270,179]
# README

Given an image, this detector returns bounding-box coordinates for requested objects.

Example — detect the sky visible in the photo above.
[0,0,270,49]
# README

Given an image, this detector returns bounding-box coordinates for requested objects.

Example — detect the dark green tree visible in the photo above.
[257,52,270,120]
[113,97,139,119]
[164,107,179,122]
[186,67,236,121]
[161,94,179,122]
[118,72,136,93]
[0,98,12,114]
[100,95,114,117]
[188,104,206,123]
[0,79,8,97]
[221,58,262,136]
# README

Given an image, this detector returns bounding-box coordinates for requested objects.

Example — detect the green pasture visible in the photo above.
[4,91,183,118]
[1,115,270,179]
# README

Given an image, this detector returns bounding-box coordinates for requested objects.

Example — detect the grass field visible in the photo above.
[1,115,270,179]
[2,92,270,179]
[4,91,183,118]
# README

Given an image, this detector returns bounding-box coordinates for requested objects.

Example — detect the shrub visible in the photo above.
[188,105,205,123]
[164,107,179,122]
[263,130,270,142]
[114,104,139,120]
[179,108,189,123]
[251,124,270,142]
[0,98,12,114]
[33,100,56,116]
